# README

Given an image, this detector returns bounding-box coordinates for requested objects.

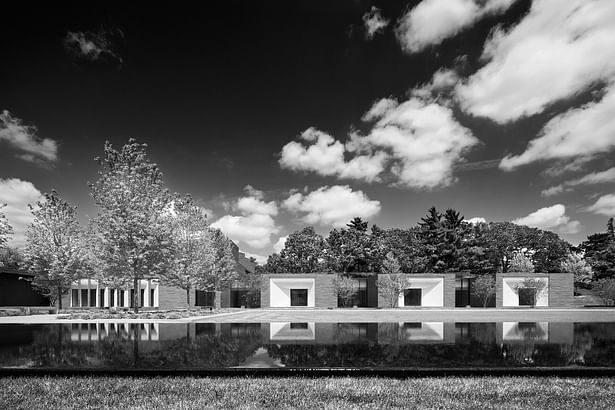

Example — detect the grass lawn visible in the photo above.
[1,376,614,409]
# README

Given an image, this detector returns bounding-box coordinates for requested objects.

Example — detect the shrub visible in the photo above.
[472,274,496,307]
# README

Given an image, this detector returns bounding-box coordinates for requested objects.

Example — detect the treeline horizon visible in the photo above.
[259,212,615,283]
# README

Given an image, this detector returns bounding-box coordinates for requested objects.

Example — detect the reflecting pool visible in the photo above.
[1,322,615,370]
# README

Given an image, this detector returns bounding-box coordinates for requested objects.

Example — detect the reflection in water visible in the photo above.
[1,321,615,370]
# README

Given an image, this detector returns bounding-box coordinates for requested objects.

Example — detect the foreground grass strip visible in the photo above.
[1,376,614,409]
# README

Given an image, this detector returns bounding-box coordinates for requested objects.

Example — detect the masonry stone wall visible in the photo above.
[158,285,196,309]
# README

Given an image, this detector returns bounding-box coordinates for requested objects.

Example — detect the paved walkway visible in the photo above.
[192,308,615,323]
[1,308,613,324]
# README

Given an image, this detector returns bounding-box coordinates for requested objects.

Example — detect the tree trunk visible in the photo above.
[57,287,62,310]
[133,277,139,313]
[186,286,191,309]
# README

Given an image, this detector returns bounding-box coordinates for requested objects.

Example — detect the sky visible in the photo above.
[1,0,615,263]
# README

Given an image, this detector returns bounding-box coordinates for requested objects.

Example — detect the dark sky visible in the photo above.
[1,0,614,260]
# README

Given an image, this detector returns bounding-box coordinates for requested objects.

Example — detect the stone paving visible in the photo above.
[1,308,613,324]
[191,308,615,323]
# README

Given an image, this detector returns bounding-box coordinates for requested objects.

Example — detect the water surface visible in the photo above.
[1,322,614,370]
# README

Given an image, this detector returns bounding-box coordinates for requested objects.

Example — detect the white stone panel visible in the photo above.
[397,278,444,307]
[269,278,315,307]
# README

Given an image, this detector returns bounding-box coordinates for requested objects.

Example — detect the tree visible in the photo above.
[514,277,547,307]
[509,252,535,272]
[22,190,83,309]
[260,253,285,273]
[417,207,475,272]
[580,218,615,280]
[418,207,446,272]
[481,222,569,273]
[0,247,22,269]
[380,228,427,273]
[326,219,381,273]
[561,252,592,291]
[277,227,326,273]
[89,139,174,312]
[592,278,615,305]
[0,204,13,250]
[205,228,238,291]
[333,275,358,307]
[472,274,496,308]
[165,194,213,308]
[378,252,407,307]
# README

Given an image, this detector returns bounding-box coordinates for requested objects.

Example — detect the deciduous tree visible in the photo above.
[89,140,173,312]
[165,194,213,307]
[561,252,592,291]
[333,275,358,307]
[378,252,407,307]
[22,191,84,309]
[0,204,12,250]
[472,274,496,308]
[205,228,238,291]
[509,252,535,273]
[278,227,325,273]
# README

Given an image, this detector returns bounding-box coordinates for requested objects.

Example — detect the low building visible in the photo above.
[64,243,260,309]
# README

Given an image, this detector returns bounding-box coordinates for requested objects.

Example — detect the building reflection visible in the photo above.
[70,323,159,342]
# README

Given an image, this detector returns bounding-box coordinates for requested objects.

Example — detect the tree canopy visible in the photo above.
[22,190,84,309]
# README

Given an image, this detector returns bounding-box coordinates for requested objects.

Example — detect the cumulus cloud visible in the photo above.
[457,0,615,124]
[363,6,389,39]
[0,178,45,247]
[411,69,460,102]
[279,127,388,183]
[513,204,581,234]
[280,98,478,189]
[64,28,123,64]
[542,167,615,197]
[396,0,517,53]
[211,186,279,249]
[0,111,58,164]
[500,85,615,170]
[282,185,381,227]
[360,97,479,188]
[273,235,288,254]
[586,194,615,216]
[467,217,486,224]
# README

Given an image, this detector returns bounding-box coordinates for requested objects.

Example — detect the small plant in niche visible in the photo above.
[514,277,547,307]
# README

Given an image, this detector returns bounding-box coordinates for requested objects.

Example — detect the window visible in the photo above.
[195,290,215,307]
[150,289,156,307]
[404,289,422,306]
[99,289,105,307]
[290,322,308,330]
[71,289,79,307]
[518,288,536,306]
[290,289,308,306]
[118,290,124,307]
[80,289,88,307]
[89,289,96,307]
